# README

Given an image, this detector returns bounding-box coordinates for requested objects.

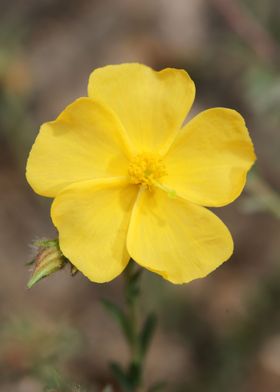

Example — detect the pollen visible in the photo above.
[128,153,167,189]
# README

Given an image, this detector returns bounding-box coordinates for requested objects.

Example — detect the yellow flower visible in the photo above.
[26,63,256,284]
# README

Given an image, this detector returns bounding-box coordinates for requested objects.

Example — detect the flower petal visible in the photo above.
[127,188,233,284]
[26,98,130,197]
[88,63,195,154]
[51,178,138,283]
[162,108,256,207]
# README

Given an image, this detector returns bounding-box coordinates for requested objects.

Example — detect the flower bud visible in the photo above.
[27,239,67,288]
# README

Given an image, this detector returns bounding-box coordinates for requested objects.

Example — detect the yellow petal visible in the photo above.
[26,98,130,197]
[51,178,138,283]
[88,63,195,154]
[127,188,233,284]
[163,108,256,207]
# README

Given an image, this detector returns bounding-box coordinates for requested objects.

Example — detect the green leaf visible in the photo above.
[110,362,131,391]
[101,299,133,343]
[140,313,157,358]
[127,362,142,388]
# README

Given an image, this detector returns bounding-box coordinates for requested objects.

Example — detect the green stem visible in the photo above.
[104,260,158,391]
[124,260,143,390]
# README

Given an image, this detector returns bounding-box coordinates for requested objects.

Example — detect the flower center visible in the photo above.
[128,153,167,189]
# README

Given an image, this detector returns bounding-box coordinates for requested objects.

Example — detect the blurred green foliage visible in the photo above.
[0,317,84,391]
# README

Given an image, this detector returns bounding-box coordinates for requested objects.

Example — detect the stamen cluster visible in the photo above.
[128,153,166,189]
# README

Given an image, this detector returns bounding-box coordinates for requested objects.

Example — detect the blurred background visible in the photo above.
[1,0,280,391]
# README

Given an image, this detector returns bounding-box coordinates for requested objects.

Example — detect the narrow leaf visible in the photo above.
[110,362,131,391]
[101,299,133,343]
[127,362,142,388]
[140,313,157,357]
